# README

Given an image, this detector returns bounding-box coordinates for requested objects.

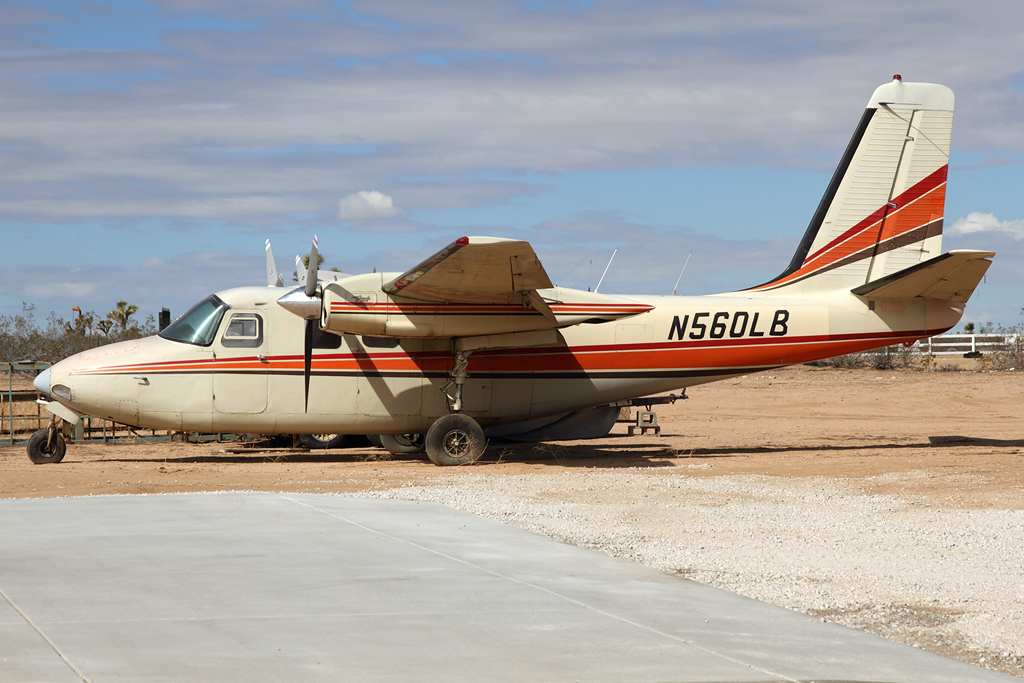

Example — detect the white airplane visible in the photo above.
[31,77,994,466]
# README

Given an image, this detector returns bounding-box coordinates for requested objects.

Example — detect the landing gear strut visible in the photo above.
[425,413,485,466]
[425,346,486,465]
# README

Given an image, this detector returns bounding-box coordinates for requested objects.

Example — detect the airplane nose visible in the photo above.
[33,367,52,397]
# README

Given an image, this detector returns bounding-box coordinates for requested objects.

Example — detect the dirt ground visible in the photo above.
[3,365,1021,504]
[2,364,1023,676]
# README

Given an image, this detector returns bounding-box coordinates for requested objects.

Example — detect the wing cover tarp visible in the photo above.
[384,237,553,304]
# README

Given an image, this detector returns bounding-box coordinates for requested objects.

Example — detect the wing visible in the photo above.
[383,236,553,304]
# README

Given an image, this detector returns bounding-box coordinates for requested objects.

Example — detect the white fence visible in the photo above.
[919,333,1018,356]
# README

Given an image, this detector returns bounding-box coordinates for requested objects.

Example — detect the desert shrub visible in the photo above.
[0,303,156,364]
[978,327,1023,371]
[808,353,864,369]
[865,343,917,370]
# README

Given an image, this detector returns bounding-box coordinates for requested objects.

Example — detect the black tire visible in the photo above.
[424,414,486,466]
[298,433,351,449]
[379,433,426,454]
[366,434,383,448]
[27,429,67,464]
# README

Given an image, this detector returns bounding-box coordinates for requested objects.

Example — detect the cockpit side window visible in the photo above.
[159,295,229,347]
[221,313,264,348]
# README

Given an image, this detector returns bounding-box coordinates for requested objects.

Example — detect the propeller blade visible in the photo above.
[304,235,319,298]
[295,255,306,286]
[304,319,313,413]
[265,239,283,287]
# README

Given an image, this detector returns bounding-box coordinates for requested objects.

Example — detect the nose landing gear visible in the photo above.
[27,424,67,464]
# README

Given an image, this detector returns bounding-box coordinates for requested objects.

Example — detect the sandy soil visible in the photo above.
[2,365,1023,676]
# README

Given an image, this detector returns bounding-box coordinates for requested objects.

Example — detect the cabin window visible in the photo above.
[221,313,264,348]
[312,326,342,349]
[159,295,229,347]
[362,336,400,349]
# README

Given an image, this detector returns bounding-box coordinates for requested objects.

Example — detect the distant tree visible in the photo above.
[302,253,325,269]
[963,322,975,334]
[2,302,159,363]
[107,301,138,334]
[64,310,94,336]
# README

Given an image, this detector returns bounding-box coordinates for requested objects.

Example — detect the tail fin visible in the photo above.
[755,76,954,292]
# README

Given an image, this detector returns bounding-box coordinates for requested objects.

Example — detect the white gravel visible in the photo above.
[354,469,1024,675]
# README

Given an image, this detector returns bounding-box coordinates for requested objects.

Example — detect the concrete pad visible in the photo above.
[0,492,1014,682]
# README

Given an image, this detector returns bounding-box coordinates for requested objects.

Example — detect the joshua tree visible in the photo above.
[107,301,139,334]
[302,253,325,269]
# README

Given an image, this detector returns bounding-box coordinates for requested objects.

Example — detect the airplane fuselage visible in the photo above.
[43,284,963,436]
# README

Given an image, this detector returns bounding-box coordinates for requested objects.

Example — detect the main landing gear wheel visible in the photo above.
[379,433,426,454]
[27,429,67,464]
[425,414,485,466]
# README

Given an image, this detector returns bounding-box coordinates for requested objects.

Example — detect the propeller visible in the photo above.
[277,235,330,413]
[305,235,319,298]
[304,316,314,412]
[265,239,284,287]
[302,235,319,412]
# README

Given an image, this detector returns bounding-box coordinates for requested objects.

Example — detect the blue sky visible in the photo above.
[1,0,1022,327]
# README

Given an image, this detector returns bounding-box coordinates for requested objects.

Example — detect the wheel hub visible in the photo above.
[442,429,470,457]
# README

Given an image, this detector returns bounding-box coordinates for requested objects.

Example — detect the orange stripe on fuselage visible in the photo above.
[753,166,947,291]
[72,330,940,379]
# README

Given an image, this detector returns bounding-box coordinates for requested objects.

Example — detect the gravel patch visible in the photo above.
[355,469,1024,677]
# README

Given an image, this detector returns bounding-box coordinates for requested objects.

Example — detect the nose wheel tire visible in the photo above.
[379,433,426,454]
[27,429,67,464]
[425,414,485,466]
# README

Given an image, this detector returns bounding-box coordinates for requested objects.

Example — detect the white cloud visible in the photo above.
[21,282,99,300]
[950,212,1024,239]
[337,190,401,221]
[0,251,261,318]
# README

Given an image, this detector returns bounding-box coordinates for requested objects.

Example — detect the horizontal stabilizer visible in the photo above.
[851,250,995,303]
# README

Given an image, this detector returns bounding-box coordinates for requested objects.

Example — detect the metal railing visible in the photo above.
[2,362,51,446]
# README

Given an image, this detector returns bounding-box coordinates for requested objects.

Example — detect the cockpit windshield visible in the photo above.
[159,295,229,346]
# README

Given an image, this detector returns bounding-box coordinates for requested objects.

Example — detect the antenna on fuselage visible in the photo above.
[594,248,618,293]
[556,252,592,287]
[671,252,692,296]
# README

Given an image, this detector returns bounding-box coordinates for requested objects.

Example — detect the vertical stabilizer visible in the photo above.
[755,77,954,293]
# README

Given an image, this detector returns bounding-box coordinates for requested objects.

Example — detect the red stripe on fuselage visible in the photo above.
[73,328,942,379]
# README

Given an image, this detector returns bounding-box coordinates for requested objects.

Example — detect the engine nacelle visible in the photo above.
[283,272,654,340]
[321,285,557,339]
